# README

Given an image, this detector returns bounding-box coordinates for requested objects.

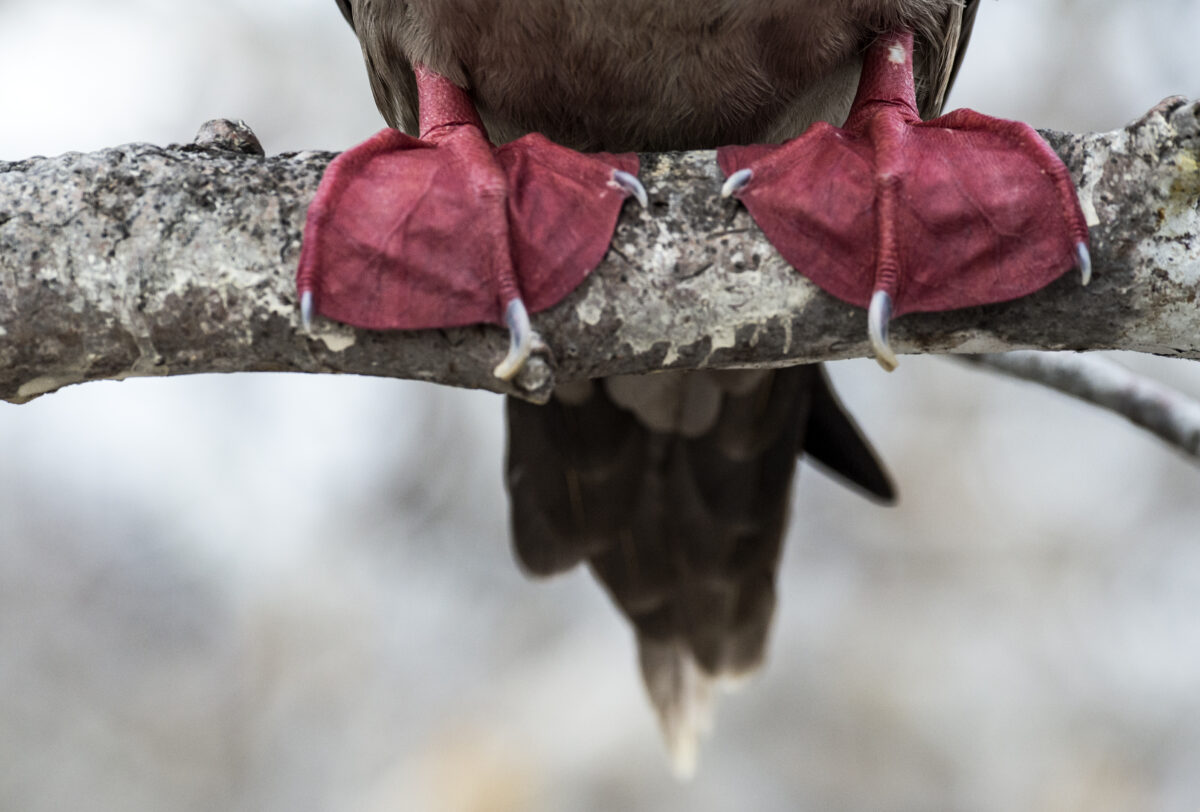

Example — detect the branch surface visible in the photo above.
[961,351,1200,460]
[2,99,1199,405]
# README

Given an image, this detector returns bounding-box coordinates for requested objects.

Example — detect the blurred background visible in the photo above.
[2,1,1200,809]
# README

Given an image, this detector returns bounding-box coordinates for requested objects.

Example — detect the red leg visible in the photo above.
[718,31,1091,370]
[297,65,643,379]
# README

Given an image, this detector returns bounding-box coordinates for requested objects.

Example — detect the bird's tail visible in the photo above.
[505,365,892,772]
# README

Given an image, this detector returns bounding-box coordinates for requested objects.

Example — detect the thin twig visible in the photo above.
[959,352,1200,461]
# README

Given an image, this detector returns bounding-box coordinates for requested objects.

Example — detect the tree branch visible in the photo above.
[2,99,1198,406]
[959,351,1200,460]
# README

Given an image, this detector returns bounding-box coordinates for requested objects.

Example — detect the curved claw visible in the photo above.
[493,298,535,381]
[300,290,314,330]
[1076,241,1092,286]
[613,169,648,208]
[868,290,898,372]
[720,168,753,199]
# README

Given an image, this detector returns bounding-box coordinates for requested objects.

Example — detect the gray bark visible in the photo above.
[1,99,1198,406]
[960,351,1200,460]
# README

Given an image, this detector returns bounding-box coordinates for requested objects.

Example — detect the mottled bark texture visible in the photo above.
[2,99,1198,406]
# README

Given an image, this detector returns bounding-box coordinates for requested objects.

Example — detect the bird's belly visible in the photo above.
[467,24,798,150]
[407,0,893,151]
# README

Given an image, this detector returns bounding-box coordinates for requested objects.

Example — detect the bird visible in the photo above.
[298,0,1088,773]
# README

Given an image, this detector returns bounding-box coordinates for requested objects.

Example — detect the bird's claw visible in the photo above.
[868,290,898,372]
[720,168,753,198]
[494,298,537,381]
[300,290,314,330]
[1076,241,1092,286]
[613,169,648,208]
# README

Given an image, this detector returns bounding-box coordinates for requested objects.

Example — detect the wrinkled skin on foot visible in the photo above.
[296,66,638,335]
[718,31,1090,322]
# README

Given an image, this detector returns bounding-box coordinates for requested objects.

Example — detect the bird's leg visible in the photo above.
[718,30,1091,370]
[414,67,541,378]
[297,65,644,380]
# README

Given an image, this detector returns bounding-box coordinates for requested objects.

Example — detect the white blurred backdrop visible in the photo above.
[2,1,1200,810]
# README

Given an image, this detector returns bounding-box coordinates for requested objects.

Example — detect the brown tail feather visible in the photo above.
[505,364,891,763]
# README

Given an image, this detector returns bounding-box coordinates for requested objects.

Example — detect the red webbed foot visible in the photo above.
[718,31,1091,370]
[297,65,643,380]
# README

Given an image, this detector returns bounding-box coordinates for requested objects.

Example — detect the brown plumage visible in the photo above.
[334,0,977,770]
[338,1,976,149]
